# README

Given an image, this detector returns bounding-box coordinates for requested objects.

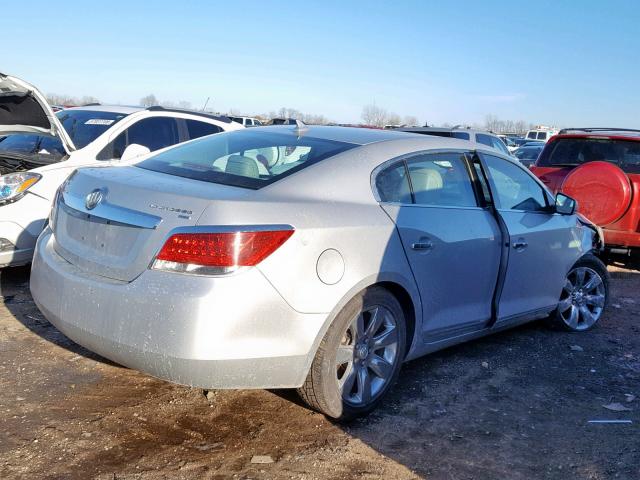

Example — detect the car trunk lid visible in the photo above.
[0,73,75,154]
[52,166,250,282]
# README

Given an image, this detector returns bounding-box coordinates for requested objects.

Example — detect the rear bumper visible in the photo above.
[30,228,328,389]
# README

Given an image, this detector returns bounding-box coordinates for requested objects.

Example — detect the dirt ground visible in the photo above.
[0,265,638,480]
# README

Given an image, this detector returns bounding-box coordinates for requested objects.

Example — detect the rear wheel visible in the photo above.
[548,254,609,331]
[297,287,406,420]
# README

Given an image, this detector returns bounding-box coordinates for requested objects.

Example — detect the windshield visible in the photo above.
[0,109,127,161]
[137,129,357,189]
[536,137,640,173]
[0,132,67,161]
[57,109,128,149]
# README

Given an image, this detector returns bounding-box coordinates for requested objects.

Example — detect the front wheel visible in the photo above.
[548,254,609,332]
[297,287,406,420]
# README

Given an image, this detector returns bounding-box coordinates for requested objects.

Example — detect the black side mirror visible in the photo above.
[555,192,577,215]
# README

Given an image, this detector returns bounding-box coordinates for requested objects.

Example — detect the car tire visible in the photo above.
[547,254,609,332]
[297,286,406,421]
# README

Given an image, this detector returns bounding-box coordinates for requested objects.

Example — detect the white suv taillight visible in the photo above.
[151,228,294,275]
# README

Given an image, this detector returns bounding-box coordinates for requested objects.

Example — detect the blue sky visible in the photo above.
[4,0,640,126]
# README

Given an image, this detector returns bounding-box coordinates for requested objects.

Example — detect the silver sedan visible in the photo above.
[30,125,609,420]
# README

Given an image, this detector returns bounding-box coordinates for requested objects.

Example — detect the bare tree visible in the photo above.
[276,107,302,119]
[79,95,99,105]
[46,93,99,106]
[513,120,528,135]
[161,100,192,109]
[386,113,402,126]
[403,115,418,127]
[139,94,158,107]
[302,113,330,125]
[361,104,388,127]
[485,114,501,132]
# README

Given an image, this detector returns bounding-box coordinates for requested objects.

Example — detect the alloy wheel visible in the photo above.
[557,266,606,331]
[335,305,399,406]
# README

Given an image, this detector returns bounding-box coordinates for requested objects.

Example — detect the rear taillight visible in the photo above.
[152,229,294,275]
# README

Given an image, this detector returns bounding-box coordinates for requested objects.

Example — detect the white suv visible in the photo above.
[525,127,559,143]
[228,116,263,127]
[0,73,242,267]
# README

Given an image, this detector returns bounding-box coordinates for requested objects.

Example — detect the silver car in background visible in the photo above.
[30,125,609,420]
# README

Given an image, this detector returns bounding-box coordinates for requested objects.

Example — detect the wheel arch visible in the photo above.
[300,272,423,383]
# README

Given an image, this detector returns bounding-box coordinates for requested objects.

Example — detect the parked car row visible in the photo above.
[0,73,614,420]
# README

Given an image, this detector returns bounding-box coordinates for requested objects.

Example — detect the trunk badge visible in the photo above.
[85,189,105,210]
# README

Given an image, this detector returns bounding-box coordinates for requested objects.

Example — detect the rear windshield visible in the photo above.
[136,129,357,189]
[514,146,543,160]
[57,109,128,149]
[537,137,640,173]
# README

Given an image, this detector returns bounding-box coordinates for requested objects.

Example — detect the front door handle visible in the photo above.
[412,240,434,251]
[512,239,528,251]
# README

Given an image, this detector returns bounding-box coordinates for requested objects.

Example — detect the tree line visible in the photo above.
[45,93,541,134]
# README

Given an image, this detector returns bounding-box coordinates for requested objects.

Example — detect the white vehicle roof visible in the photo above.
[65,105,144,115]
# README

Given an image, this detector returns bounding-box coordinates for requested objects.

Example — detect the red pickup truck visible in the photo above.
[531,128,640,261]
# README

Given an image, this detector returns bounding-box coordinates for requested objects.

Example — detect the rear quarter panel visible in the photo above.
[194,140,437,358]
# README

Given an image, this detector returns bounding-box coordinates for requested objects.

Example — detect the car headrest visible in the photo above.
[226,155,259,178]
[410,168,443,192]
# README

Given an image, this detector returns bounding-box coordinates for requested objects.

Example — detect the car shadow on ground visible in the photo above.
[0,264,120,366]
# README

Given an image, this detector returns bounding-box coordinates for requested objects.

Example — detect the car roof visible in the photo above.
[397,126,495,135]
[63,105,143,115]
[255,125,419,145]
[556,128,640,141]
[63,105,233,124]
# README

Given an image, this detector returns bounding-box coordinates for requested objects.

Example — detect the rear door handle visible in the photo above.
[512,239,528,251]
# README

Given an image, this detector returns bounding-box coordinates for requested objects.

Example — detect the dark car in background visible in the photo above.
[513,143,544,168]
[531,128,640,259]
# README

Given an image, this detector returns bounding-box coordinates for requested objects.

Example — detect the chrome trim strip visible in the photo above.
[61,192,162,229]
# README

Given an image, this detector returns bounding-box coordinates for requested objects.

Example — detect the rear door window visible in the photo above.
[407,152,478,207]
[185,119,222,140]
[477,134,510,155]
[375,152,478,207]
[537,132,547,140]
[98,117,180,160]
[537,137,640,173]
[476,134,493,148]
[451,131,470,140]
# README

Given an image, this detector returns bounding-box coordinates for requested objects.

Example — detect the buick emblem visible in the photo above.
[85,189,105,210]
